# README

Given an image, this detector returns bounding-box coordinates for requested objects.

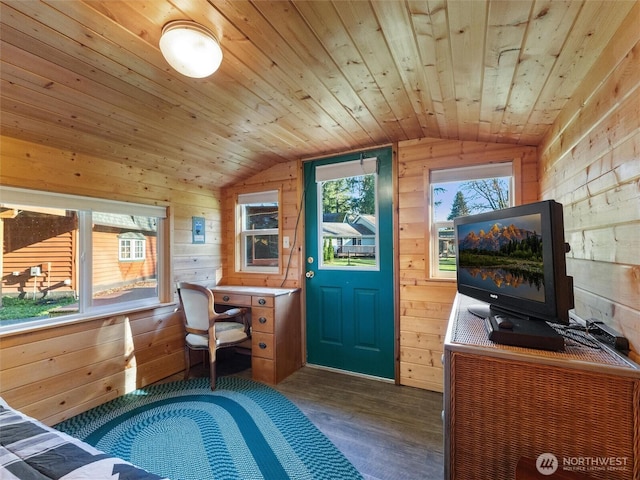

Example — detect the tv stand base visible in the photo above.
[468,304,565,351]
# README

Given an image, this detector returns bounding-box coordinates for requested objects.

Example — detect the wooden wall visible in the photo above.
[1,5,636,425]
[396,139,538,392]
[220,159,302,290]
[0,136,223,425]
[220,141,542,393]
[537,5,640,363]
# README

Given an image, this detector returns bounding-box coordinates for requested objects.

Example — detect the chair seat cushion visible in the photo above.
[185,322,247,348]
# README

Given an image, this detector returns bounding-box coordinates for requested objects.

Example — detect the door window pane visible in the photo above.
[319,173,379,270]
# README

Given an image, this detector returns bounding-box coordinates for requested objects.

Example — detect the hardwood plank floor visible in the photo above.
[165,352,444,480]
[273,366,444,480]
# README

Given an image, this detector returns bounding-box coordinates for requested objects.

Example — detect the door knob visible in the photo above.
[305,270,315,278]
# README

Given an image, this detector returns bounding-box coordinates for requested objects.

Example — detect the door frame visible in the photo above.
[299,144,400,384]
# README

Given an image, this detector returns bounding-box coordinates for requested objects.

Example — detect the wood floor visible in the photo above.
[165,352,444,480]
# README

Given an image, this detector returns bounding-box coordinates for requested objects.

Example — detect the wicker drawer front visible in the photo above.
[449,352,639,480]
[252,332,274,360]
[251,307,274,334]
[252,296,274,308]
[214,293,251,307]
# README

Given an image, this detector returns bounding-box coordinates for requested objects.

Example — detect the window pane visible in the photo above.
[431,172,512,278]
[245,234,279,267]
[135,240,144,259]
[320,173,378,269]
[120,240,131,259]
[437,226,456,274]
[93,213,157,306]
[1,190,166,330]
[239,198,279,272]
[244,204,278,230]
[1,206,78,325]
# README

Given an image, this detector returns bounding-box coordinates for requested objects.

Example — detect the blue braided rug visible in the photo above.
[54,377,362,480]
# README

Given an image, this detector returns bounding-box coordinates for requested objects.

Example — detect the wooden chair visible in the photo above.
[176,282,250,390]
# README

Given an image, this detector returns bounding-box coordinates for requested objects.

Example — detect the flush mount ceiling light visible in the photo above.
[159,20,223,78]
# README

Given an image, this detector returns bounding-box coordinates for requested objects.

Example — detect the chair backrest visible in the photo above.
[176,282,214,332]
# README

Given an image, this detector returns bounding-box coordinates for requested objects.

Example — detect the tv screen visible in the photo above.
[454,200,574,328]
[457,212,545,303]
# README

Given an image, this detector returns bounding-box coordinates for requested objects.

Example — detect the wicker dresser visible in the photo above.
[444,293,640,480]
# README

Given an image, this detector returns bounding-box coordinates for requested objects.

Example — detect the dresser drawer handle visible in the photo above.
[258,298,266,305]
[259,342,267,349]
[222,295,230,302]
[258,317,267,324]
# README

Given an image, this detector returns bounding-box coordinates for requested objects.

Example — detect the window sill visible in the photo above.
[0,300,177,338]
[427,277,456,283]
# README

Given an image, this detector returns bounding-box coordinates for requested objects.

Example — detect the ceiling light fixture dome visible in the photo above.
[159,20,222,78]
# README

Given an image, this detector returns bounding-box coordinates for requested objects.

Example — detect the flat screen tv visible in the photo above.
[454,200,574,351]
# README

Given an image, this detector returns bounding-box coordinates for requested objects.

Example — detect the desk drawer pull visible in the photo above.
[258,298,266,305]
[258,317,267,324]
[222,295,230,302]
[259,342,267,349]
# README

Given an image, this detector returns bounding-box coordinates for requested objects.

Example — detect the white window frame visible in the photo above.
[236,190,280,274]
[0,186,168,333]
[429,162,514,280]
[119,236,146,261]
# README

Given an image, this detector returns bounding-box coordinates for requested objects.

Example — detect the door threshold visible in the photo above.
[305,363,395,384]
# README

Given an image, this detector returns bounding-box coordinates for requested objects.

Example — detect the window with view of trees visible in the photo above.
[316,158,379,270]
[430,163,513,279]
[0,187,166,330]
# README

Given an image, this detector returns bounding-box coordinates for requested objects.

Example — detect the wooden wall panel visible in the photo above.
[537,8,640,362]
[396,138,538,392]
[220,160,303,290]
[0,136,221,424]
[219,140,537,392]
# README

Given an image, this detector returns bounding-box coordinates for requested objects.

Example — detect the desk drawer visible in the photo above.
[252,296,274,308]
[251,307,274,334]
[252,357,275,384]
[252,332,274,359]
[214,292,251,307]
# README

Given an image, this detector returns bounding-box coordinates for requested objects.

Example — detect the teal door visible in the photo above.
[304,147,395,379]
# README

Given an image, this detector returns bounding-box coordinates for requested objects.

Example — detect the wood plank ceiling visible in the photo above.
[0,1,635,189]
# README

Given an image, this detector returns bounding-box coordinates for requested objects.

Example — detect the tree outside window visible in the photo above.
[430,164,513,279]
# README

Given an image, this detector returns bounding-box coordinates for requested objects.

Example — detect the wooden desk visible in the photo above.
[211,286,302,385]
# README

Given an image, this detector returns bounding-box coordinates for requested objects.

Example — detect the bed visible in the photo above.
[0,398,168,480]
